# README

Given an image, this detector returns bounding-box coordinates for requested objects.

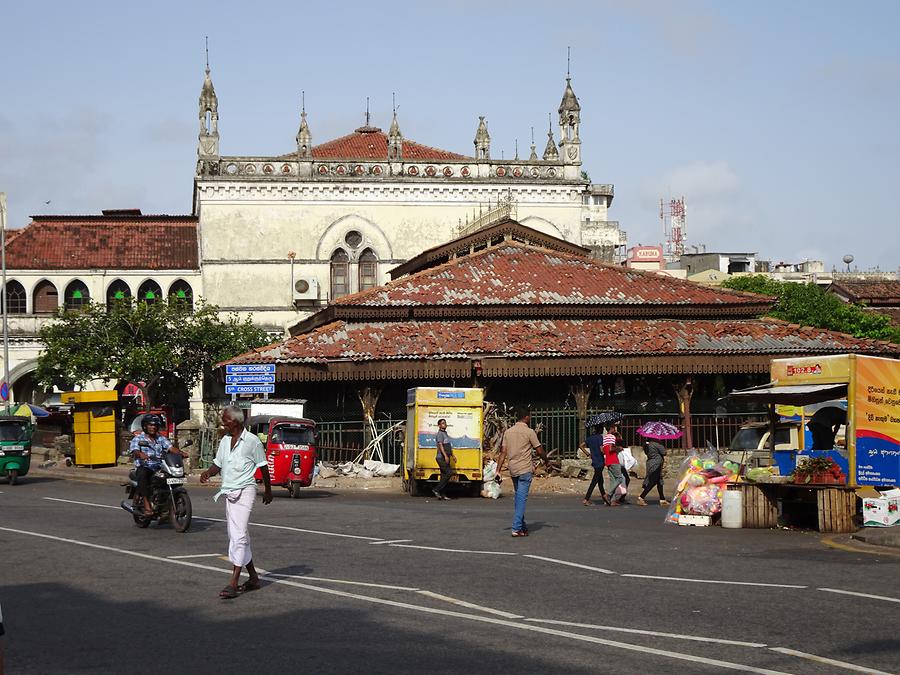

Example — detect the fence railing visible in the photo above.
[194,410,768,468]
[315,418,405,465]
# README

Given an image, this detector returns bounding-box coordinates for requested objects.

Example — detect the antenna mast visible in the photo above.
[660,196,687,261]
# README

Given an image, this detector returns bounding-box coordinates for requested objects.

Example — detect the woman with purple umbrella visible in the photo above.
[635,421,680,506]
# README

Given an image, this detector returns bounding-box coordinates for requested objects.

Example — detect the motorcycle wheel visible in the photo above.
[290,482,302,499]
[170,492,192,533]
[7,469,18,485]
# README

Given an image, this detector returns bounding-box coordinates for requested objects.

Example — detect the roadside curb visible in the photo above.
[851,528,900,549]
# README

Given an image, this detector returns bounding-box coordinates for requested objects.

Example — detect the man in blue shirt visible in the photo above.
[432,418,454,500]
[580,423,611,506]
[129,414,172,514]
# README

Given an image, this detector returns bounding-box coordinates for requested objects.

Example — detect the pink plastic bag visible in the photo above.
[615,483,627,497]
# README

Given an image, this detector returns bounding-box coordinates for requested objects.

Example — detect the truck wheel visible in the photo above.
[408,477,422,497]
[7,469,18,485]
[468,481,483,498]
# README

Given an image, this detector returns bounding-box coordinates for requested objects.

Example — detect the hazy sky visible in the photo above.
[2,0,898,270]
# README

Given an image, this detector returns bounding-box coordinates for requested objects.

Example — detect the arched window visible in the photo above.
[4,280,27,314]
[358,248,378,292]
[64,280,90,311]
[137,280,162,305]
[330,250,350,299]
[106,280,131,308]
[33,280,58,314]
[168,280,193,309]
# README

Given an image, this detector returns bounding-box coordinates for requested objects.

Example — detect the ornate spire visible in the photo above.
[529,126,538,161]
[558,52,581,168]
[542,114,558,161]
[474,116,490,161]
[197,37,219,159]
[295,91,312,159]
[388,93,402,161]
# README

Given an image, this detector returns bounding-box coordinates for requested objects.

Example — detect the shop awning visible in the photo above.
[726,382,848,405]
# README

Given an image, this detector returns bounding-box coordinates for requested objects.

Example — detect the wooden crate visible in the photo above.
[741,484,778,528]
[817,487,857,533]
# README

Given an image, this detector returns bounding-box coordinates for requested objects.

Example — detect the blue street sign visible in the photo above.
[225,374,276,384]
[225,364,276,374]
[0,382,8,402]
[225,384,275,395]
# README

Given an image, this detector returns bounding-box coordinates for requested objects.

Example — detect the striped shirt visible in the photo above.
[603,432,620,465]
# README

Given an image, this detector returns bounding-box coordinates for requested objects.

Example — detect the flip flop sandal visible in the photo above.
[219,586,239,600]
[237,580,262,593]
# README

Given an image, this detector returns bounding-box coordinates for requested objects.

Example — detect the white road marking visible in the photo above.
[417,590,524,619]
[195,516,383,541]
[526,618,767,648]
[43,496,120,510]
[369,539,412,545]
[167,553,224,559]
[388,543,517,555]
[818,587,900,604]
[0,525,790,674]
[768,647,893,675]
[523,554,615,575]
[262,571,418,592]
[621,574,807,589]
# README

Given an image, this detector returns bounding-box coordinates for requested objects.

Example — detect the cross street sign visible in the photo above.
[225,384,275,395]
[225,364,275,374]
[225,374,276,384]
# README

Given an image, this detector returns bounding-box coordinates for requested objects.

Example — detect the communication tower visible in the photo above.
[660,197,687,260]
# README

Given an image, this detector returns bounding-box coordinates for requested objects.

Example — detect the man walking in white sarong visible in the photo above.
[201,405,272,599]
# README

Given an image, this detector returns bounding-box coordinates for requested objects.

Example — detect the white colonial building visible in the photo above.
[193,65,625,332]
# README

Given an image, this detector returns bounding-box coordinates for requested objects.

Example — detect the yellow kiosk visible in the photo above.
[63,390,119,467]
[404,387,484,496]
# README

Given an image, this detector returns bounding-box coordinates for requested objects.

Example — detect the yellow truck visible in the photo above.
[404,387,483,497]
[731,354,900,486]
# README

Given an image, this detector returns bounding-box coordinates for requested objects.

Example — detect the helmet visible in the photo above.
[141,414,163,431]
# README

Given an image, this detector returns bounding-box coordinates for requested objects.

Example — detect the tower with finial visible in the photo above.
[558,47,582,177]
[198,37,219,160]
[295,91,312,159]
[388,93,402,161]
[474,116,490,161]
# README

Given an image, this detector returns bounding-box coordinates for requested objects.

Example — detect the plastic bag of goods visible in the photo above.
[363,460,400,477]
[665,451,739,524]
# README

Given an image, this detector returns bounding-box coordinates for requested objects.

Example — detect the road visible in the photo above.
[1,476,898,674]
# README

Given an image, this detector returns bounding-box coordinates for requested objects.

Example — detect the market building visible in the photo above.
[223,219,898,447]
[193,64,626,333]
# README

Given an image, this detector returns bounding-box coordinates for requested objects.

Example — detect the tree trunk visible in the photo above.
[673,377,694,450]
[569,377,592,447]
[356,384,383,452]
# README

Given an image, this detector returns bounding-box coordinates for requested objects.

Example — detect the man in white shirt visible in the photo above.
[201,405,272,599]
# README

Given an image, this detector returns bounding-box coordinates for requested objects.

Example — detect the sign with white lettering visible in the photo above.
[225,364,276,374]
[225,374,276,384]
[225,384,275,395]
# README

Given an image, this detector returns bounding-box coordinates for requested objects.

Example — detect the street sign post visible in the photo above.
[224,364,276,400]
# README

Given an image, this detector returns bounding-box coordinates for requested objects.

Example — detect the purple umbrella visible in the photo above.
[636,421,683,440]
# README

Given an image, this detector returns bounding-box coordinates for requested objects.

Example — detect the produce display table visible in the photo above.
[740,483,857,533]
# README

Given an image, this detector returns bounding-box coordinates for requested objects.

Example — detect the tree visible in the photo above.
[36,299,272,407]
[721,275,900,343]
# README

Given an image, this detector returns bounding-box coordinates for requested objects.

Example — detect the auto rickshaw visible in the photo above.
[0,415,34,484]
[246,415,318,498]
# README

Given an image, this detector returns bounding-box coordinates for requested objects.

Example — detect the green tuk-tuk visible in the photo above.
[0,415,33,484]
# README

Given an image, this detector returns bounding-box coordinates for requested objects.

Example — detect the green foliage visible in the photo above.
[721,275,900,343]
[36,299,271,405]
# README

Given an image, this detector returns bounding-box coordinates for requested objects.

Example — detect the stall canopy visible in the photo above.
[726,382,848,405]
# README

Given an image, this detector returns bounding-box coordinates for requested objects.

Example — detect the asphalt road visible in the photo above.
[1,476,898,674]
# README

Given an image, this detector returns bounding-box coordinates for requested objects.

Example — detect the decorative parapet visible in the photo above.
[196,156,589,183]
[458,195,517,237]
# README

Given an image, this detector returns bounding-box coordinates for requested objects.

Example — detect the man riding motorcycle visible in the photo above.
[129,414,173,514]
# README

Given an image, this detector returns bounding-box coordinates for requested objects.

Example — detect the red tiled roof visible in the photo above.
[281,128,470,161]
[334,242,769,308]
[231,317,894,365]
[870,307,900,327]
[829,279,900,305]
[6,216,199,270]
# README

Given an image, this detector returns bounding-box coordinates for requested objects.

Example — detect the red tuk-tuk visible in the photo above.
[247,415,318,498]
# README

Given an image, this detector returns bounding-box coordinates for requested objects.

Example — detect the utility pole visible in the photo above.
[0,192,9,413]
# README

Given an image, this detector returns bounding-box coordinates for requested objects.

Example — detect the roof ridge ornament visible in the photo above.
[296,90,312,159]
[542,114,558,161]
[197,36,219,161]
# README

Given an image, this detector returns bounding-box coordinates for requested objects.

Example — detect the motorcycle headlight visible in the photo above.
[22,449,30,455]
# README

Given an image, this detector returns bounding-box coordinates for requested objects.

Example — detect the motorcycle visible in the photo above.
[120,439,193,532]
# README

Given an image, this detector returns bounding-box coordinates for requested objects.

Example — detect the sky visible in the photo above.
[1,0,898,271]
